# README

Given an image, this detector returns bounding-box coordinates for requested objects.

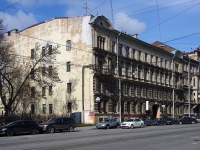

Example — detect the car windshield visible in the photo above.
[47,118,57,123]
[100,120,109,123]
[6,121,19,126]
[125,119,134,122]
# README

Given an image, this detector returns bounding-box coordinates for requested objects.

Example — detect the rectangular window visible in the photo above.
[138,51,141,61]
[31,104,35,114]
[49,104,53,114]
[49,45,52,55]
[151,55,153,64]
[49,86,52,95]
[42,104,46,114]
[31,69,34,79]
[67,83,71,93]
[67,102,72,113]
[126,46,129,57]
[66,40,71,51]
[132,48,135,59]
[126,64,129,77]
[49,66,52,76]
[97,36,105,49]
[118,44,123,55]
[66,62,71,72]
[31,87,35,98]
[145,53,147,62]
[42,66,45,76]
[112,41,115,53]
[165,60,167,68]
[160,58,163,67]
[132,65,135,78]
[42,47,45,57]
[156,57,158,66]
[31,49,34,59]
[42,87,46,96]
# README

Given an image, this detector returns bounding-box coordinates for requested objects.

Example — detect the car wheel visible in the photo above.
[39,130,44,134]
[31,128,37,135]
[106,125,110,129]
[179,122,182,125]
[7,129,14,136]
[192,121,195,124]
[130,124,134,129]
[48,127,55,133]
[116,124,120,128]
[68,126,74,132]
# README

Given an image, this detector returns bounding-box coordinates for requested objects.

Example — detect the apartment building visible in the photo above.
[2,15,199,124]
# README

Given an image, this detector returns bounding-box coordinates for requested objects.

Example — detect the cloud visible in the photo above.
[114,12,146,34]
[0,10,37,31]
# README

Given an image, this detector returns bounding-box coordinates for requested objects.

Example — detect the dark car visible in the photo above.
[39,117,76,133]
[141,118,155,126]
[178,117,198,124]
[0,116,19,126]
[166,118,179,125]
[154,118,167,125]
[0,120,39,136]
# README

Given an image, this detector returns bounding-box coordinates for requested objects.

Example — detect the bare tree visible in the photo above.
[0,19,61,121]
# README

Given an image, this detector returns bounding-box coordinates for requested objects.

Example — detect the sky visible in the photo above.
[1,0,200,52]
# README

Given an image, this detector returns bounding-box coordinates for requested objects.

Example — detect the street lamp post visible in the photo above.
[172,55,175,118]
[116,32,122,123]
[188,58,191,117]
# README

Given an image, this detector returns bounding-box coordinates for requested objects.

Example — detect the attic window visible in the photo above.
[100,22,103,26]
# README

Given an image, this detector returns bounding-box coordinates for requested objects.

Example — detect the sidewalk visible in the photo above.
[76,126,96,130]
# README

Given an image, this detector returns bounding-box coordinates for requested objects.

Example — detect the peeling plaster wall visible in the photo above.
[4,15,95,122]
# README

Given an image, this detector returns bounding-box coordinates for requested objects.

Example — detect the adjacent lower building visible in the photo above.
[1,15,200,124]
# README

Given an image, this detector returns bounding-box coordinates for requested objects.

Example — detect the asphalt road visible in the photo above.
[0,124,200,150]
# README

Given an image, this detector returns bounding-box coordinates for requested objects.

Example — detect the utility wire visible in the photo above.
[18,33,93,54]
[113,0,198,20]
[8,0,25,29]
[88,0,108,14]
[140,1,200,35]
[0,0,22,12]
[156,0,162,41]
[164,31,200,43]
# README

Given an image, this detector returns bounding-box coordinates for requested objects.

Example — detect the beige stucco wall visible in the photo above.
[3,15,95,123]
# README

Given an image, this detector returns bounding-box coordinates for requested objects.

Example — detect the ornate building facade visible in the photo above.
[1,15,199,124]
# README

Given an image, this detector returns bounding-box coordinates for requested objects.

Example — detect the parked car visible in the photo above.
[96,118,120,129]
[0,115,19,125]
[39,117,76,133]
[0,120,39,136]
[154,118,167,125]
[195,117,200,123]
[166,118,179,125]
[178,117,198,124]
[121,118,144,129]
[141,118,155,126]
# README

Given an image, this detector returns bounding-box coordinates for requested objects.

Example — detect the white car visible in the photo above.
[121,118,145,129]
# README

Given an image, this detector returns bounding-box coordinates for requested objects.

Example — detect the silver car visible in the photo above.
[96,118,120,129]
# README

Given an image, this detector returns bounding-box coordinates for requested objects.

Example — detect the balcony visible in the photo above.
[95,67,114,76]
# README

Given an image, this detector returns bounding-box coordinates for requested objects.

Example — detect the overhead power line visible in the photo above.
[113,0,198,20]
[88,0,108,14]
[140,1,200,35]
[0,0,22,12]
[164,31,200,43]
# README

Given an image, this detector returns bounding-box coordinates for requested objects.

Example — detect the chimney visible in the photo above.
[132,34,138,39]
